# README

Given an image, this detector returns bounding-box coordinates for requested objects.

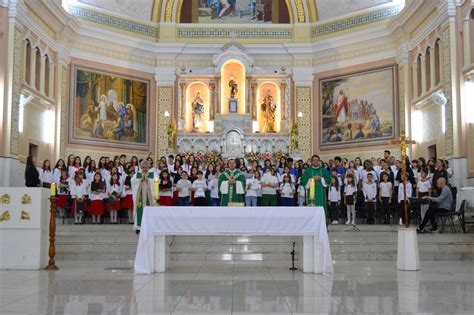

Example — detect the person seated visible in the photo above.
[417,177,453,233]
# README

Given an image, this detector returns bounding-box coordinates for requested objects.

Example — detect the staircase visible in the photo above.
[56,223,474,267]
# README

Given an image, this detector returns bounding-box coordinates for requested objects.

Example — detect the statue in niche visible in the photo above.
[192,91,205,131]
[261,89,277,133]
[228,75,238,99]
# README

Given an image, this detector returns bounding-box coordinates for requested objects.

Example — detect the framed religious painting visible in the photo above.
[69,65,150,150]
[319,65,398,150]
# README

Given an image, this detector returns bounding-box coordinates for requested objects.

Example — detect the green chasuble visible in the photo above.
[218,169,246,206]
[133,171,155,228]
[301,166,331,212]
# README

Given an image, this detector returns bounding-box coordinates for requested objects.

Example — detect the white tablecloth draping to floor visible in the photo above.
[134,206,333,275]
[457,187,474,211]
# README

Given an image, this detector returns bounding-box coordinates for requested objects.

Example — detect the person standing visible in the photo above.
[131,160,155,234]
[261,168,279,206]
[218,159,246,206]
[25,155,40,187]
[301,155,331,213]
[176,171,192,206]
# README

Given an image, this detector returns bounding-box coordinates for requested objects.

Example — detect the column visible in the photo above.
[280,81,287,120]
[293,66,313,159]
[412,62,418,98]
[209,82,215,120]
[245,76,251,114]
[29,46,36,89]
[48,63,54,98]
[179,81,186,120]
[430,47,436,88]
[420,57,427,94]
[39,54,46,94]
[156,68,176,157]
[216,77,221,114]
[251,81,257,120]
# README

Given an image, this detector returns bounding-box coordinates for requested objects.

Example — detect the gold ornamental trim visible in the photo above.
[295,0,305,23]
[165,0,174,23]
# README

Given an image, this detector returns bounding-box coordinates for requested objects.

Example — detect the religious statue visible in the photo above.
[261,89,276,132]
[290,121,299,151]
[218,159,246,206]
[191,91,205,131]
[167,120,176,148]
[228,75,238,99]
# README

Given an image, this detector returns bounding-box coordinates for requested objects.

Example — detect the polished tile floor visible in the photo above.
[0,260,473,314]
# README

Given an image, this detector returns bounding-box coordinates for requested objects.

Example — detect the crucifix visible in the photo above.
[388,129,416,228]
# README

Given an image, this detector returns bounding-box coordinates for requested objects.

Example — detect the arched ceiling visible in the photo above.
[69,0,396,24]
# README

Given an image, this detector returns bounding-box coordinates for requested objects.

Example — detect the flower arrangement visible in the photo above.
[258,152,273,161]
[206,150,222,165]
[245,152,260,163]
[194,151,206,162]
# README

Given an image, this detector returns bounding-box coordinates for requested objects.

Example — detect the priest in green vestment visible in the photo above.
[131,160,156,232]
[218,159,246,206]
[301,155,331,213]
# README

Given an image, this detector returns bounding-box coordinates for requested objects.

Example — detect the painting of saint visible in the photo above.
[71,66,149,149]
[320,66,397,148]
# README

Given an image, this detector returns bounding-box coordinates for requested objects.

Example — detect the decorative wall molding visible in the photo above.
[295,86,311,159]
[312,5,400,37]
[177,27,293,39]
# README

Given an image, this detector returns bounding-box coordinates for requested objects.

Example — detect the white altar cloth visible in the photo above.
[134,206,333,275]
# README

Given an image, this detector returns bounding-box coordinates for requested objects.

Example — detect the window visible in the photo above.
[417,54,422,97]
[35,48,41,91]
[25,40,31,85]
[425,48,431,91]
[44,55,50,97]
[434,40,441,85]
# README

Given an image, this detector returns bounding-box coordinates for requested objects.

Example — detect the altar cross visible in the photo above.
[389,129,416,228]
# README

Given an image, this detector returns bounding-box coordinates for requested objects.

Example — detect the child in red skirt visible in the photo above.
[57,169,70,218]
[107,173,122,224]
[122,168,135,224]
[159,169,173,206]
[89,172,105,224]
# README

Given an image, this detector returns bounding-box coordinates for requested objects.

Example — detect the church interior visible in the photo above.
[0,0,474,314]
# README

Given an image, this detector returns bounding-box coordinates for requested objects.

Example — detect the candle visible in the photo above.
[154,177,159,200]
[309,178,315,204]
[50,182,56,197]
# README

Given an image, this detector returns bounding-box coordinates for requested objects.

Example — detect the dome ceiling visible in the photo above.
[315,0,394,21]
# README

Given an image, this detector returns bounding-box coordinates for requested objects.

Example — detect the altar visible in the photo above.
[173,43,292,156]
[134,206,333,275]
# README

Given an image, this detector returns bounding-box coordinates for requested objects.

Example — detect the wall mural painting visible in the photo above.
[320,66,397,149]
[70,66,149,150]
[199,0,272,23]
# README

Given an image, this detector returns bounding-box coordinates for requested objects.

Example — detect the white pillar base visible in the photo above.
[154,236,169,273]
[397,228,420,271]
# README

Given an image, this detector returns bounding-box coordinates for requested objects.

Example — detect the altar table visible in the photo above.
[134,206,333,275]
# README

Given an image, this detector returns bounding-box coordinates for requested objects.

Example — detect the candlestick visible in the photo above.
[309,178,315,205]
[50,182,56,197]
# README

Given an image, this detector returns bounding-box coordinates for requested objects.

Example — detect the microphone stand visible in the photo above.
[289,241,297,271]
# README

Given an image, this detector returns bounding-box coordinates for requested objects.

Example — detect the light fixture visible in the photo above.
[164,111,170,117]
[43,107,55,144]
[297,112,303,118]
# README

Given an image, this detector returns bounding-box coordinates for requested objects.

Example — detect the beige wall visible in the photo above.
[0,7,9,157]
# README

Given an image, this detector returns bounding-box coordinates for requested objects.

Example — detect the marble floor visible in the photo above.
[0,260,473,315]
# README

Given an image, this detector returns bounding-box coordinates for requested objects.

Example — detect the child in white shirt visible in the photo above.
[246,171,261,207]
[176,171,192,206]
[398,174,413,225]
[208,171,220,206]
[344,174,357,225]
[379,172,393,224]
[278,174,295,207]
[416,169,431,219]
[363,173,377,224]
[328,176,341,224]
[192,171,208,206]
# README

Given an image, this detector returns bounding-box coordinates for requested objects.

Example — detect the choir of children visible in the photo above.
[32,151,451,225]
